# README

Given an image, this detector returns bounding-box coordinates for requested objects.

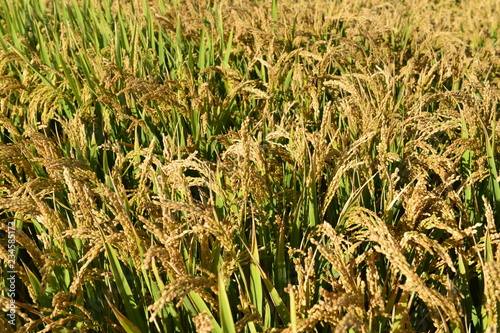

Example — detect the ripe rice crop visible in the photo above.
[0,0,499,332]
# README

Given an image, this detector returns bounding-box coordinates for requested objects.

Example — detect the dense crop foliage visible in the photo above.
[1,0,500,332]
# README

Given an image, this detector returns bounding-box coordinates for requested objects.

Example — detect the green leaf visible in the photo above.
[101,229,147,332]
[198,29,206,70]
[184,291,222,333]
[271,0,278,21]
[290,288,297,333]
[23,263,51,308]
[245,235,291,325]
[223,28,233,66]
[106,296,143,333]
[249,221,263,314]
[218,270,236,333]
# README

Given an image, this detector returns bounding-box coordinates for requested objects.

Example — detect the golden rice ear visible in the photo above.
[346,207,464,330]
[480,197,500,330]
[193,311,215,333]
[483,256,500,330]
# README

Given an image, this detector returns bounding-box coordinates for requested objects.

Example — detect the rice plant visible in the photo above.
[0,0,499,332]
